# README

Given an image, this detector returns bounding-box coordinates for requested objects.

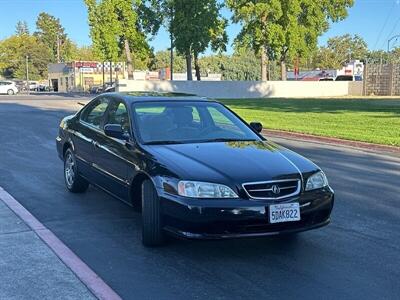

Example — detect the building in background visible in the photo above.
[48,61,127,92]
[48,61,222,92]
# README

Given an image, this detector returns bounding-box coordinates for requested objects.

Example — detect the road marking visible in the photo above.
[0,186,122,300]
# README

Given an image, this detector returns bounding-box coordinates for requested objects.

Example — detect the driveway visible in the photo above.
[0,97,399,299]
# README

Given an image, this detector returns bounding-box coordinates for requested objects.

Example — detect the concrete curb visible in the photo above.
[263,129,400,155]
[0,186,122,300]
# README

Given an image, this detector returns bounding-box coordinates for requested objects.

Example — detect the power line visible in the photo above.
[384,15,400,50]
[373,1,396,50]
[381,2,400,49]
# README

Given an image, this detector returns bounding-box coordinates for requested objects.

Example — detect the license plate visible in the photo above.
[269,203,301,224]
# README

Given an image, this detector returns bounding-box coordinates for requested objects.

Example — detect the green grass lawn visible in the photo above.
[220,98,400,147]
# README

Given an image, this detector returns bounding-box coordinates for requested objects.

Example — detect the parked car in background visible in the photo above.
[90,82,115,94]
[0,81,19,95]
[37,83,50,92]
[29,81,40,91]
[56,93,334,246]
[89,85,103,94]
[102,85,115,93]
[335,75,363,81]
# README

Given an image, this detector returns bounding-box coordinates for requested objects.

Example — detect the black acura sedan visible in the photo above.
[56,93,334,246]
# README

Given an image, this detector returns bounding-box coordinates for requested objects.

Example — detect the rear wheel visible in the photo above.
[141,179,165,247]
[64,148,89,193]
[7,89,14,95]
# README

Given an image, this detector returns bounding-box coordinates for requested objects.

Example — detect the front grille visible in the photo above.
[242,179,301,200]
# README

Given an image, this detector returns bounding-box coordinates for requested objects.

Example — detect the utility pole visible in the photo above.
[170,32,174,81]
[170,4,174,81]
[109,61,113,86]
[56,34,61,63]
[25,56,29,95]
[102,61,105,91]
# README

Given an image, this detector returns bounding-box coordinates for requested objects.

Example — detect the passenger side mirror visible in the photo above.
[104,124,129,141]
[250,122,263,133]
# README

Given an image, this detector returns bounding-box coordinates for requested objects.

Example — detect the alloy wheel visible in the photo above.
[64,153,75,188]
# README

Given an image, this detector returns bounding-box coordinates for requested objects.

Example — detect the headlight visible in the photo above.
[178,181,238,198]
[305,171,328,191]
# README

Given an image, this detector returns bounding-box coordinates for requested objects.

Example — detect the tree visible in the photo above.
[227,0,354,80]
[85,0,160,79]
[34,12,70,62]
[85,0,120,64]
[67,44,102,61]
[15,21,29,36]
[314,34,368,69]
[170,0,227,80]
[150,50,186,72]
[199,49,261,81]
[366,50,389,65]
[0,34,51,80]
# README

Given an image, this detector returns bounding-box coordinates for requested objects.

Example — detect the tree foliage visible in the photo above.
[150,50,186,72]
[0,35,51,80]
[34,12,71,62]
[85,0,121,62]
[85,0,161,77]
[227,0,354,80]
[170,0,227,80]
[199,49,261,80]
[1,18,102,80]
[314,34,368,69]
[15,21,29,36]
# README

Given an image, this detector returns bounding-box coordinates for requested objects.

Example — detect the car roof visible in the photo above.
[104,92,211,103]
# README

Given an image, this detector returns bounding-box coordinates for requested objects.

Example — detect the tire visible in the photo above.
[64,148,89,193]
[7,89,14,95]
[141,179,165,247]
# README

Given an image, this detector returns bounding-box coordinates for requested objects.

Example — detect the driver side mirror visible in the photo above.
[104,124,129,141]
[250,122,263,133]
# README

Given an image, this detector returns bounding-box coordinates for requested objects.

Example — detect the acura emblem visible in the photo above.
[271,185,280,194]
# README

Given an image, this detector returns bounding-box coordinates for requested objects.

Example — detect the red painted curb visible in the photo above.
[263,129,400,154]
[0,186,122,300]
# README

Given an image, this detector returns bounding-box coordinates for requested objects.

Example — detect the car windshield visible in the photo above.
[132,101,262,144]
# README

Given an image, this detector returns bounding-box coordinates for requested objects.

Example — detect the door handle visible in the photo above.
[93,141,100,148]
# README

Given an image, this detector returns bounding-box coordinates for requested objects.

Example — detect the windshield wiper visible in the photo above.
[144,140,185,145]
[198,138,259,143]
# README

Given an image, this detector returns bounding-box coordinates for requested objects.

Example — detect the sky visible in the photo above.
[1,0,400,54]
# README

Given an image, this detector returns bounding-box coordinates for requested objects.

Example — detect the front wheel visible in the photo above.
[7,89,14,95]
[64,148,89,193]
[141,180,165,247]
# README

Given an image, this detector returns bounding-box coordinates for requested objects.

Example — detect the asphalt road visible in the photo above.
[0,97,399,300]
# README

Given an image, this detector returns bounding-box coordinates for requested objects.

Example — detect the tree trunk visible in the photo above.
[280,59,287,81]
[194,54,201,81]
[261,46,267,81]
[185,53,193,81]
[124,39,134,80]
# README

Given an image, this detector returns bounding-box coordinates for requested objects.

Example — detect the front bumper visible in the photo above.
[159,187,334,239]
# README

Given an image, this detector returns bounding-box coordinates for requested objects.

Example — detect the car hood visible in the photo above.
[144,141,319,185]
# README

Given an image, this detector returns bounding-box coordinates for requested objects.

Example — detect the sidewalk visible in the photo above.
[0,186,121,300]
[0,200,95,300]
